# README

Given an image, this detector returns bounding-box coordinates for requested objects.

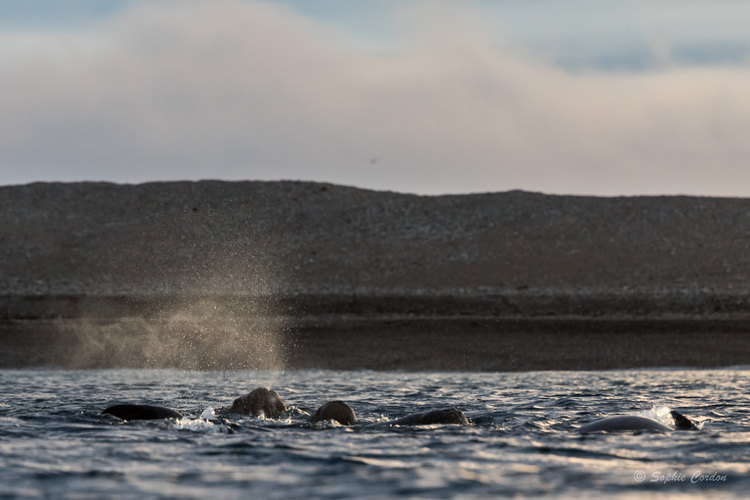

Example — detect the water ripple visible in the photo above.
[1,368,749,498]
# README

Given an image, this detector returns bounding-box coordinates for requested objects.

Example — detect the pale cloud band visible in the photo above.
[2,0,750,196]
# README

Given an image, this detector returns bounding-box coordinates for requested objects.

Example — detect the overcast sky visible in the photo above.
[3,0,750,196]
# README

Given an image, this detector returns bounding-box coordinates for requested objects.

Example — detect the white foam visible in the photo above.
[200,406,218,421]
[170,417,221,433]
[639,405,675,428]
[169,407,227,433]
[310,419,342,429]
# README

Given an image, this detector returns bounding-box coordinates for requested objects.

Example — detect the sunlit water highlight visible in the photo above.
[1,368,749,499]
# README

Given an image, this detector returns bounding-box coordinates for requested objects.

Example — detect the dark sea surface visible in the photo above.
[1,368,749,499]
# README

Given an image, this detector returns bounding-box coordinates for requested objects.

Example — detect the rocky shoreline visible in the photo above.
[2,180,750,370]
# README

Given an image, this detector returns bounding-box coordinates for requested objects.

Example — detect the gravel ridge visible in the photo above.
[4,180,750,369]
[2,180,750,301]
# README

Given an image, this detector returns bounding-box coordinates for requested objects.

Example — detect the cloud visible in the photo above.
[2,0,750,196]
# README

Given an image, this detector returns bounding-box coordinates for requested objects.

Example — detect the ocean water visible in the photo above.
[1,368,749,499]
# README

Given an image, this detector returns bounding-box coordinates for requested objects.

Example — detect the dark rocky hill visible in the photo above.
[3,180,750,309]
[3,181,750,369]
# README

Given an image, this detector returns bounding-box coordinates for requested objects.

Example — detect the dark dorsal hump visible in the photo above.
[391,408,469,426]
[670,410,697,430]
[103,404,183,420]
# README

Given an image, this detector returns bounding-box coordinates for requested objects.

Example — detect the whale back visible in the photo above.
[391,408,469,426]
[670,410,697,430]
[228,387,287,418]
[577,415,671,433]
[103,404,183,421]
[310,401,357,425]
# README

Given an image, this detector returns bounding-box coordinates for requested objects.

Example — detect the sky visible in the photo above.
[2,0,750,196]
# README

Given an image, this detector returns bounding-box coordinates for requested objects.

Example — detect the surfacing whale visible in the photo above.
[670,410,698,430]
[310,401,358,425]
[102,391,469,427]
[390,408,469,426]
[308,401,469,427]
[578,410,697,433]
[103,404,183,421]
[103,387,287,422]
[224,387,287,418]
